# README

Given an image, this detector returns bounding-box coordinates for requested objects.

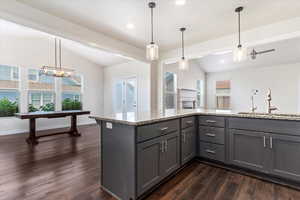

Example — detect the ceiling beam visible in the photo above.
[0,0,146,62]
[162,16,300,63]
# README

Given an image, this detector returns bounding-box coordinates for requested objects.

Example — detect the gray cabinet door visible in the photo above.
[229,129,268,173]
[137,137,162,196]
[269,134,300,182]
[181,127,196,165]
[160,132,180,178]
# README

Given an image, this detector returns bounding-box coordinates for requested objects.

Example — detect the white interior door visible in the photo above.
[114,77,137,116]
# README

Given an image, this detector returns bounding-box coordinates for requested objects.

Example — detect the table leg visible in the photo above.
[70,115,81,137]
[26,118,39,145]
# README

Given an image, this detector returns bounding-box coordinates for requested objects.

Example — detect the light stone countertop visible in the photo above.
[89,109,300,126]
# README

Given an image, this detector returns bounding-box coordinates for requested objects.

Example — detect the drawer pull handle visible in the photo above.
[205,133,216,137]
[160,127,169,131]
[165,140,168,152]
[160,141,165,153]
[205,149,216,154]
[182,133,186,143]
[206,120,217,123]
[186,121,193,124]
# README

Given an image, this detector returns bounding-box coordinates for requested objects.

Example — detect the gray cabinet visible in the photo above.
[269,134,300,182]
[137,137,162,196]
[181,127,196,165]
[199,141,225,162]
[137,131,180,196]
[229,129,268,172]
[160,132,180,178]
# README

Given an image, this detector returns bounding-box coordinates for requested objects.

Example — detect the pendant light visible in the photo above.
[146,2,159,61]
[179,27,189,71]
[40,38,74,78]
[233,6,247,62]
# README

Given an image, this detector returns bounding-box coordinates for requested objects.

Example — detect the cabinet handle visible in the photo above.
[186,121,193,124]
[205,133,216,137]
[182,133,186,143]
[165,140,168,152]
[160,127,169,132]
[206,120,216,123]
[160,141,164,153]
[263,136,266,148]
[270,137,273,149]
[205,149,216,154]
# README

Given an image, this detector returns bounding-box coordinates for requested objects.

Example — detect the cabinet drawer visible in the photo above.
[199,142,225,162]
[199,126,225,144]
[229,117,300,136]
[137,119,180,142]
[181,116,195,129]
[199,116,225,127]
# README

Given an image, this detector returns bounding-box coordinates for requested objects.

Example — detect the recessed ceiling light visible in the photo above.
[175,0,186,6]
[126,23,135,30]
[220,59,225,64]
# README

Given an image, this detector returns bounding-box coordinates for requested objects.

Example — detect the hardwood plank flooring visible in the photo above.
[0,125,300,200]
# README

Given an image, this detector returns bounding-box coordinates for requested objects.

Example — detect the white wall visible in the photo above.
[206,63,300,113]
[103,60,151,115]
[0,35,104,135]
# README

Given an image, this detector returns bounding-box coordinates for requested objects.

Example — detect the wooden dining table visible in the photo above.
[15,110,90,145]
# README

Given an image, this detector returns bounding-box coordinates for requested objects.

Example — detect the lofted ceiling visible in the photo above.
[194,37,300,73]
[0,19,130,66]
[17,0,300,52]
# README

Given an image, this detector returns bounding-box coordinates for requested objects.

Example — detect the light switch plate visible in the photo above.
[106,122,113,129]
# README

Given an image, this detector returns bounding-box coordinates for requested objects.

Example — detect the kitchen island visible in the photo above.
[90,110,300,200]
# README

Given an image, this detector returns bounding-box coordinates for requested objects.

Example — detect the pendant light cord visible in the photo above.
[238,11,241,47]
[182,30,184,59]
[151,6,154,44]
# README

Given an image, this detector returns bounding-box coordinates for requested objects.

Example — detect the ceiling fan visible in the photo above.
[250,48,275,60]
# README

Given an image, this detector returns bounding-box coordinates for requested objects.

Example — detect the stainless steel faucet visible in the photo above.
[267,88,278,114]
[250,89,258,113]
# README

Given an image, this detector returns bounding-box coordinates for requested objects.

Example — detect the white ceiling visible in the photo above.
[17,0,300,51]
[0,19,130,66]
[194,37,300,73]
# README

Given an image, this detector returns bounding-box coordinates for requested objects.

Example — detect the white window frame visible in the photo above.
[196,80,204,108]
[28,91,55,109]
[215,80,231,110]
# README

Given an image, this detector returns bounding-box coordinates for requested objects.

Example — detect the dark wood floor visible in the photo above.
[1,125,300,200]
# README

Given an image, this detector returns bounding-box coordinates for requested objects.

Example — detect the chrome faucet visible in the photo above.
[250,89,258,113]
[267,88,278,114]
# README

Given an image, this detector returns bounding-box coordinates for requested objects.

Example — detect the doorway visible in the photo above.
[114,77,137,117]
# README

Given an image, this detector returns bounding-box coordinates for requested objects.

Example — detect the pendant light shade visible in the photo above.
[233,45,247,62]
[179,58,189,71]
[233,6,247,62]
[146,2,159,61]
[146,43,159,61]
[179,27,189,71]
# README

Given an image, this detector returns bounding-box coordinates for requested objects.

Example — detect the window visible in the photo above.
[62,75,82,110]
[164,72,177,113]
[216,80,231,110]
[28,69,55,112]
[196,80,204,108]
[0,65,19,117]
